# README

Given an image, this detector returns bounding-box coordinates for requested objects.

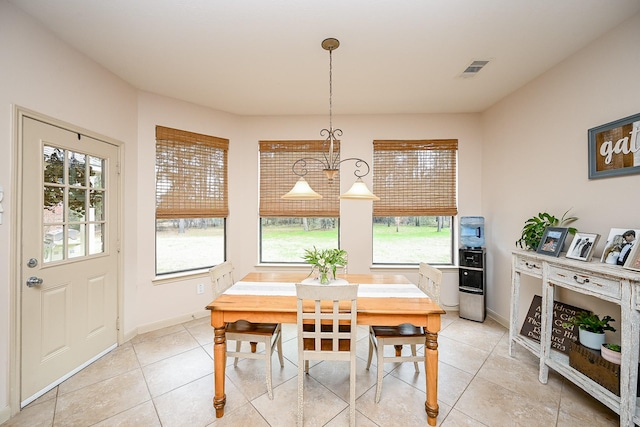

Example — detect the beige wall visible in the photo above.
[0,2,138,417]
[133,93,243,331]
[1,0,639,419]
[482,12,640,341]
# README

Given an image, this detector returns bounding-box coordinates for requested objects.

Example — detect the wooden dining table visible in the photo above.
[206,272,445,426]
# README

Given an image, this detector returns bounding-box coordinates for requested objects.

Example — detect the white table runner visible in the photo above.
[224,281,427,298]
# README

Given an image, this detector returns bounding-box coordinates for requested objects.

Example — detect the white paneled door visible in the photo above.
[20,117,119,407]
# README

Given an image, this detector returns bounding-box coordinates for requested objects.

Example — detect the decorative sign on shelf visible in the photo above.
[519,295,586,355]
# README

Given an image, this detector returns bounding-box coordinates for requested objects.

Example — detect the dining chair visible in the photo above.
[209,261,284,400]
[296,283,359,427]
[366,262,442,402]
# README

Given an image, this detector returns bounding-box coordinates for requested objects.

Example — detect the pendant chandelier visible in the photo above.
[281,38,379,201]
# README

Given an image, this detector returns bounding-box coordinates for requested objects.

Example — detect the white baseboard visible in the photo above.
[486,307,509,329]
[0,405,11,424]
[136,309,210,335]
[440,303,459,312]
[441,305,509,329]
[122,328,138,343]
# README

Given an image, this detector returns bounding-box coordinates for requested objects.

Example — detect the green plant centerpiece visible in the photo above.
[563,311,616,350]
[303,247,348,284]
[516,209,578,250]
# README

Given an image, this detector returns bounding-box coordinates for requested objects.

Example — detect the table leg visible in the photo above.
[425,319,440,426]
[212,312,227,418]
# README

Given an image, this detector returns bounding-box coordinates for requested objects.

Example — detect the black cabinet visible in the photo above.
[459,248,486,322]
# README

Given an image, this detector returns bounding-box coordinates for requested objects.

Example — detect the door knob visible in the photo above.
[26,276,43,287]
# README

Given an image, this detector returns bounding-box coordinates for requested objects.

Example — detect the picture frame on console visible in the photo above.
[565,232,599,262]
[623,243,640,272]
[601,228,640,265]
[537,227,568,257]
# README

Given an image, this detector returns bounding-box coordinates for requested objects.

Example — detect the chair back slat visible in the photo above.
[296,283,358,358]
[296,282,359,425]
[418,262,442,305]
[209,261,235,297]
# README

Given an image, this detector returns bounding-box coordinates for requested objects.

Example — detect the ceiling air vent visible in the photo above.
[459,60,490,78]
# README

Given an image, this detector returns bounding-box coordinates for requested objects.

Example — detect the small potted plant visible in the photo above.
[601,343,621,364]
[516,209,578,250]
[562,311,616,350]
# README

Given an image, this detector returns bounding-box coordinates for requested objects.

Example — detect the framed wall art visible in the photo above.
[565,232,600,262]
[536,227,569,257]
[588,112,640,179]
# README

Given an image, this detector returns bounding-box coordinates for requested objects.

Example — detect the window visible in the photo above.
[155,126,228,275]
[372,140,458,264]
[259,141,340,263]
[43,146,106,263]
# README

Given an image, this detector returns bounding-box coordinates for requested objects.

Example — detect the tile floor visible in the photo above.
[1,312,620,426]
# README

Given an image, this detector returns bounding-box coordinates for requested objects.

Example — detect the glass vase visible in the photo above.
[318,269,330,284]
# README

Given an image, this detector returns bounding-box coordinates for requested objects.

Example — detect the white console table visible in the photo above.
[509,249,640,427]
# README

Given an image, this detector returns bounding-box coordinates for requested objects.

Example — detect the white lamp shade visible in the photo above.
[281,177,323,200]
[340,178,380,200]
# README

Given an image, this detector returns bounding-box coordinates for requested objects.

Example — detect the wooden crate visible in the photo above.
[569,341,621,395]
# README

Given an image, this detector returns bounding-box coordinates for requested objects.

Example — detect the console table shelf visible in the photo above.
[509,249,640,427]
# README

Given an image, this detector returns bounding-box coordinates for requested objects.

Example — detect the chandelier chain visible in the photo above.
[329,46,333,133]
[283,38,378,200]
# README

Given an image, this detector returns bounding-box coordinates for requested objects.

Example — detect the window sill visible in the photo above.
[152,269,210,285]
[256,263,458,271]
[370,264,458,271]
[255,263,307,268]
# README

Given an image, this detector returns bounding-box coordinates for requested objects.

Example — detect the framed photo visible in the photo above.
[588,112,640,179]
[601,228,640,265]
[536,227,569,257]
[623,243,640,272]
[565,232,600,262]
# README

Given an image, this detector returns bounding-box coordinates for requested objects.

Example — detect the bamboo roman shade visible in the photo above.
[259,140,340,217]
[156,126,229,219]
[373,140,458,217]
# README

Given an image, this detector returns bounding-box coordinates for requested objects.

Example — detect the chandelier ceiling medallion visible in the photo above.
[281,38,379,201]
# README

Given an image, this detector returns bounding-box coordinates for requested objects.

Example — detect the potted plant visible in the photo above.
[563,311,616,350]
[601,343,621,364]
[516,209,578,251]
